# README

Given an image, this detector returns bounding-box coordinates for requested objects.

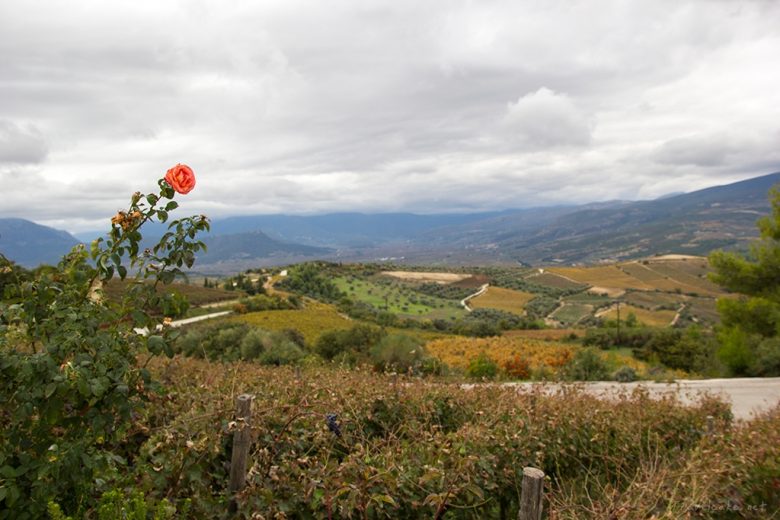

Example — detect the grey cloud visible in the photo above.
[654,134,735,167]
[0,121,48,164]
[502,88,592,148]
[0,0,778,232]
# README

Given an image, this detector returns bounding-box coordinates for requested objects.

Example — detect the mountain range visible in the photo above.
[2,171,778,271]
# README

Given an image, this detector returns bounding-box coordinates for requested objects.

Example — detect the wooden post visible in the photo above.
[518,467,544,520]
[229,394,253,493]
[706,415,714,436]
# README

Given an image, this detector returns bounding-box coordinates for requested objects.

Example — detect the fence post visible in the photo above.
[706,415,714,436]
[229,394,254,493]
[518,467,544,520]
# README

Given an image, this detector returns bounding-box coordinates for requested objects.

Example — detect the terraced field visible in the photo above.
[524,271,588,290]
[642,261,721,296]
[618,262,686,292]
[550,303,593,325]
[469,286,535,315]
[549,265,653,291]
[598,303,678,327]
[622,290,682,310]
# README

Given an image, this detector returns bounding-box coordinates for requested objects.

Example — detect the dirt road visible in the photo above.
[506,377,780,420]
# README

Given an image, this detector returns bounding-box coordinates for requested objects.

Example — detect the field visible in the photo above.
[103,279,240,306]
[524,271,588,290]
[231,301,353,344]
[599,303,678,327]
[424,336,646,375]
[550,303,593,325]
[334,276,465,319]
[622,290,683,310]
[685,296,721,324]
[549,265,654,291]
[618,262,688,292]
[502,328,583,340]
[380,270,471,283]
[643,261,722,296]
[468,286,535,315]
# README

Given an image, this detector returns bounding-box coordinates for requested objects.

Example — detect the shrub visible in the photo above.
[613,366,638,382]
[259,341,305,366]
[563,348,610,381]
[467,352,498,379]
[370,334,426,373]
[0,173,208,517]
[502,354,531,379]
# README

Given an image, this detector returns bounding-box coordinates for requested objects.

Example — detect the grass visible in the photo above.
[469,286,535,315]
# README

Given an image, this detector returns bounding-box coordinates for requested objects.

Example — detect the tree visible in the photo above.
[709,186,780,375]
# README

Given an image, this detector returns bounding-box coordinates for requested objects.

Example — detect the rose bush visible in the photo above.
[0,166,208,518]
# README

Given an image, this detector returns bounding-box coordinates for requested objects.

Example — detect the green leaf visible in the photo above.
[147,335,165,355]
[373,494,397,506]
[165,201,179,211]
[146,194,159,205]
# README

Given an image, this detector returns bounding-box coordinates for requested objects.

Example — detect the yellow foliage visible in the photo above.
[232,302,352,344]
[469,286,535,315]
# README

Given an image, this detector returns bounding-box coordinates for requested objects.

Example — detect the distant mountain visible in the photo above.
[208,211,514,247]
[197,230,330,267]
[0,218,80,267]
[417,172,780,265]
[7,171,780,272]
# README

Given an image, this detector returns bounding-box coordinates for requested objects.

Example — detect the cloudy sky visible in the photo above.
[1,0,779,233]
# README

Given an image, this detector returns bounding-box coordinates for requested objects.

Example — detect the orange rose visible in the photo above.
[164,163,196,194]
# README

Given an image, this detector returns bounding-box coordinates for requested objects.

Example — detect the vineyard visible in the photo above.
[425,336,647,377]
[598,303,678,327]
[80,356,779,518]
[232,301,353,344]
[468,286,535,315]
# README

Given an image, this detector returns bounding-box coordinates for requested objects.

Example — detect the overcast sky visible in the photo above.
[1,0,779,233]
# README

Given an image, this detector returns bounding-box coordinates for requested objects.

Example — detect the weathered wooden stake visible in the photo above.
[706,415,714,436]
[229,394,254,493]
[518,466,544,520]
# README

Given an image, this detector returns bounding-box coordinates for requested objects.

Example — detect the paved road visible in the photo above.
[505,378,780,420]
[134,310,231,335]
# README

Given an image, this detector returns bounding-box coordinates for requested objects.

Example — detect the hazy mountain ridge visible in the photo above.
[445,172,780,264]
[0,218,81,267]
[4,172,779,270]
